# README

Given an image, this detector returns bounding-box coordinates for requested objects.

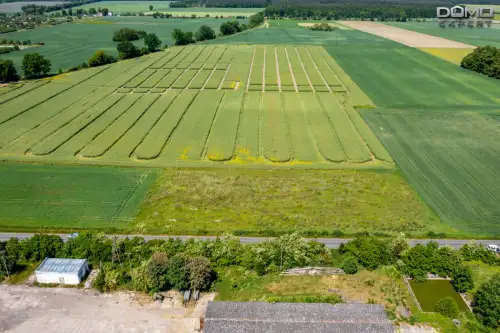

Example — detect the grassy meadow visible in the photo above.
[0,16,247,72]
[0,163,156,232]
[134,169,443,236]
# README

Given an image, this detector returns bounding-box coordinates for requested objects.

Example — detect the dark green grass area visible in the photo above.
[385,22,500,48]
[1,16,247,72]
[362,110,500,237]
[409,280,469,312]
[0,163,157,231]
[134,168,445,236]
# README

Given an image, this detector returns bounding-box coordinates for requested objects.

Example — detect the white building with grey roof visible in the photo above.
[35,258,89,285]
[204,302,395,333]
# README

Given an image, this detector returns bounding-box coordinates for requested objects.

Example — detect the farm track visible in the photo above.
[0,44,391,169]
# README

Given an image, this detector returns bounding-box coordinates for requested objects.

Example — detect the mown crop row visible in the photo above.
[261,92,291,162]
[265,47,278,88]
[276,47,294,89]
[235,91,260,160]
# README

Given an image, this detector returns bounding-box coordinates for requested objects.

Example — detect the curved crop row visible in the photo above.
[317,93,371,162]
[161,90,224,160]
[344,105,393,162]
[300,93,345,162]
[134,90,195,160]
[80,94,160,158]
[107,92,179,159]
[262,92,291,162]
[30,94,126,155]
[206,91,245,161]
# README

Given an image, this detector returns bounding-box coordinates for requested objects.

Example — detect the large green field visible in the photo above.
[0,44,391,169]
[0,163,156,231]
[385,21,500,48]
[0,16,247,72]
[0,1,65,13]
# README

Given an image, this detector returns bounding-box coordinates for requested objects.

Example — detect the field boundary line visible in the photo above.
[201,64,219,90]
[218,65,231,90]
[294,47,315,92]
[284,48,298,93]
[246,48,256,92]
[111,170,150,222]
[403,277,422,311]
[185,67,204,90]
[275,47,281,92]
[201,92,226,159]
[0,66,110,127]
[258,91,263,159]
[74,95,144,157]
[0,87,113,152]
[129,92,182,158]
[315,93,348,159]
[262,46,266,92]
[280,92,294,161]
[305,47,332,93]
[315,47,349,94]
[168,64,193,90]
[157,91,199,157]
[341,103,377,163]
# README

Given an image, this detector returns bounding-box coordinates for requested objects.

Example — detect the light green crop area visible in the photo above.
[0,44,390,169]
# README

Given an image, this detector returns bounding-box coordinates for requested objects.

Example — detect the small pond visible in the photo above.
[409,279,469,312]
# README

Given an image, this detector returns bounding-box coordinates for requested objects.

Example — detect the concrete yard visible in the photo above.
[0,285,213,333]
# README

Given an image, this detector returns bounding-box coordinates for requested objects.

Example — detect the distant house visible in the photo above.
[204,302,395,333]
[35,258,89,285]
[108,12,113,16]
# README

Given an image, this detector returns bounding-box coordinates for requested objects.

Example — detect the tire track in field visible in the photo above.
[111,170,149,222]
[294,47,315,92]
[284,48,298,92]
[304,47,332,93]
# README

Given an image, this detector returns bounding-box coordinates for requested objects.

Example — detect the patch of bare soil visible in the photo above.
[339,21,475,48]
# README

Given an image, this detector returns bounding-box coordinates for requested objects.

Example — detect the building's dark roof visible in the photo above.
[204,302,394,333]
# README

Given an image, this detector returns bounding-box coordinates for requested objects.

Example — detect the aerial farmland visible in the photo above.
[0,8,499,239]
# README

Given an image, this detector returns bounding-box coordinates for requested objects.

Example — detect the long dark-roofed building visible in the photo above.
[204,302,394,333]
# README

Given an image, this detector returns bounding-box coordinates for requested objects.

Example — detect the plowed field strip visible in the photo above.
[107,92,180,158]
[301,92,345,162]
[235,91,261,159]
[0,87,116,154]
[317,93,371,162]
[206,91,245,161]
[30,94,126,155]
[161,90,224,160]
[134,90,195,160]
[79,94,160,158]
[283,93,320,161]
[261,92,291,162]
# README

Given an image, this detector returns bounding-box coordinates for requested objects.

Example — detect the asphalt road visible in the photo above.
[0,232,498,249]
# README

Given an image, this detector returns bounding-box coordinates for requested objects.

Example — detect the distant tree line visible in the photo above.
[461,46,500,80]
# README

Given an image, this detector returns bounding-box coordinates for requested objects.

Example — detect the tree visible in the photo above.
[144,33,161,52]
[0,60,19,83]
[22,53,51,79]
[220,22,236,35]
[340,256,358,274]
[117,41,140,59]
[187,256,213,290]
[195,25,216,42]
[249,12,264,28]
[171,29,194,46]
[451,266,474,293]
[113,28,143,42]
[149,5,153,11]
[474,273,500,329]
[461,46,500,79]
[88,50,116,67]
[145,252,169,291]
[101,8,109,16]
[88,8,97,15]
[435,297,459,318]
[166,253,190,290]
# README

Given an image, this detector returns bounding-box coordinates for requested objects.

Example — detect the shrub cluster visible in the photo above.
[308,22,337,31]
[461,46,500,79]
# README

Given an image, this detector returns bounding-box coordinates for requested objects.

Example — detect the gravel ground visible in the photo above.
[0,284,214,333]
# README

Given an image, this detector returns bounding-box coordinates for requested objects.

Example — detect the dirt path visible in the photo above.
[340,21,475,48]
[274,47,282,92]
